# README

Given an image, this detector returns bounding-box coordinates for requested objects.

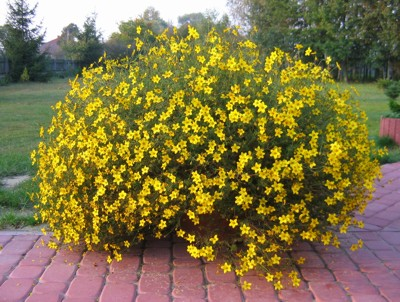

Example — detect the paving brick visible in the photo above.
[145,238,171,248]
[0,254,22,274]
[0,238,35,255]
[300,268,335,282]
[308,282,348,302]
[205,262,236,283]
[278,289,314,302]
[136,293,170,302]
[333,270,370,284]
[80,251,108,266]
[363,240,393,250]
[373,250,400,261]
[346,248,380,265]
[12,235,40,241]
[0,278,36,301]
[172,285,206,299]
[25,292,63,302]
[365,271,400,287]
[142,263,170,273]
[31,281,67,294]
[241,275,277,301]
[320,252,357,270]
[65,276,104,299]
[173,267,204,287]
[292,251,326,268]
[350,294,387,302]
[109,255,140,274]
[63,297,97,302]
[173,258,202,267]
[0,235,12,245]
[106,271,138,283]
[173,242,192,259]
[138,272,171,295]
[9,264,44,279]
[342,281,379,295]
[143,247,171,264]
[99,283,136,302]
[52,249,83,265]
[207,283,242,302]
[76,263,107,277]
[40,262,77,283]
[174,298,206,302]
[380,286,400,301]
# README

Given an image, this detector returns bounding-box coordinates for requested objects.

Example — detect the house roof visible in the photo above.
[40,37,64,59]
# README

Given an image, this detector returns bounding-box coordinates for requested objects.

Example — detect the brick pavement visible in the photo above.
[0,162,399,301]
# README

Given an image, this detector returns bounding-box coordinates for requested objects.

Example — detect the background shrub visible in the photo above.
[32,26,381,289]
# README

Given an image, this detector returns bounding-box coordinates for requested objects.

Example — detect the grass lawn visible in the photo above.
[0,78,71,228]
[0,79,399,229]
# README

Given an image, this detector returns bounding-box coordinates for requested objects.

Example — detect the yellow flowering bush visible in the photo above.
[31,26,381,289]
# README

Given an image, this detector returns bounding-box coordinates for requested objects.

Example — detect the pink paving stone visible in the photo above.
[0,254,22,271]
[351,294,387,302]
[308,282,348,302]
[80,251,108,266]
[99,283,136,302]
[52,249,83,265]
[364,217,391,228]
[173,242,192,258]
[138,272,171,295]
[106,271,138,283]
[207,283,243,302]
[380,287,400,301]
[384,260,400,270]
[12,235,40,241]
[174,298,206,302]
[300,268,335,282]
[9,265,45,279]
[346,248,380,265]
[363,240,394,250]
[136,293,170,302]
[31,281,68,294]
[109,255,140,274]
[241,275,278,301]
[0,278,36,301]
[0,235,12,245]
[278,289,314,302]
[145,238,171,248]
[63,297,96,302]
[76,264,107,277]
[172,285,206,299]
[143,247,171,264]
[65,276,104,299]
[343,281,380,295]
[373,250,400,261]
[173,257,202,267]
[291,251,325,268]
[320,252,358,270]
[20,245,56,266]
[142,263,170,273]
[205,262,236,283]
[25,292,63,302]
[333,270,370,284]
[0,238,35,255]
[173,267,204,287]
[40,262,77,283]
[292,241,314,251]
[365,271,400,287]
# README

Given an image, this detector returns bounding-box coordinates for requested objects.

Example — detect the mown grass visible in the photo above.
[0,78,70,228]
[0,79,399,229]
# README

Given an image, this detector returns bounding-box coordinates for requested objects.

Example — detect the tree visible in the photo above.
[228,0,303,51]
[1,0,49,82]
[59,14,104,69]
[104,7,169,59]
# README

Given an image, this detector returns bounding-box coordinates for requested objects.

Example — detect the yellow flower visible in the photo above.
[220,262,232,273]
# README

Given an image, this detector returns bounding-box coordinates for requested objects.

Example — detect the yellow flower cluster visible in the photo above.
[31,26,381,290]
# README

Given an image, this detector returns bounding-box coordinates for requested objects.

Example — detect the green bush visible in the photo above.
[32,26,381,290]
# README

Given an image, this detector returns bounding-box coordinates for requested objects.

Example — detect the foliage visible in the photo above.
[105,7,168,59]
[227,0,400,81]
[1,0,50,82]
[383,81,400,113]
[20,67,29,82]
[32,27,381,290]
[58,14,104,69]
